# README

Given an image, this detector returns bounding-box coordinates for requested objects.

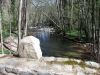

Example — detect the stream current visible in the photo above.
[31,31,95,61]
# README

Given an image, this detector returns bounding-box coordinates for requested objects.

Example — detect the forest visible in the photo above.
[0,0,100,62]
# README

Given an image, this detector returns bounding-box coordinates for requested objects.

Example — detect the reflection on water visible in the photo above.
[33,32,95,61]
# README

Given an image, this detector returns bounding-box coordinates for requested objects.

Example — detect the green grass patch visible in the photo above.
[78,61,86,68]
[66,30,86,40]
[60,60,78,65]
[67,30,78,37]
[11,33,18,37]
[2,29,9,40]
[0,48,10,54]
[2,29,18,40]
[59,60,100,70]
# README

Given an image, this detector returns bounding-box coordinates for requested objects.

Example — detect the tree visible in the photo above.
[0,0,4,54]
[22,0,28,38]
[6,0,11,37]
[17,0,23,50]
[98,5,100,61]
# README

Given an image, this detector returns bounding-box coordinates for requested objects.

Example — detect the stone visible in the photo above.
[12,68,19,74]
[38,72,52,75]
[7,73,16,75]
[73,59,81,63]
[4,36,18,52]
[0,67,7,75]
[0,57,100,75]
[0,54,6,58]
[85,67,97,73]
[19,71,34,75]
[43,57,55,61]
[5,67,13,73]
[77,71,85,75]
[18,36,42,59]
[85,61,100,68]
[56,58,69,62]
[31,70,38,75]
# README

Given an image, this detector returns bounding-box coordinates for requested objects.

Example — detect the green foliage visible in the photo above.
[11,20,18,31]
[2,9,9,23]
[0,48,10,54]
[2,29,9,40]
[67,30,78,36]
[2,29,17,40]
[11,33,18,37]
[66,29,85,40]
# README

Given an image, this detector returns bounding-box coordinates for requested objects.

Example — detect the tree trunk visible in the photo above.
[0,0,4,54]
[22,0,28,38]
[70,0,73,30]
[91,0,95,53]
[18,0,23,50]
[11,0,16,31]
[24,0,28,37]
[98,6,100,61]
[6,0,12,37]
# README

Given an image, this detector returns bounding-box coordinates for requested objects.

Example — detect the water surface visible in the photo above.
[32,32,95,61]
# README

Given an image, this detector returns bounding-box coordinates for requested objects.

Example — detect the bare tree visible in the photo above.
[17,0,23,50]
[70,0,73,30]
[98,6,100,61]
[6,0,11,37]
[0,0,4,54]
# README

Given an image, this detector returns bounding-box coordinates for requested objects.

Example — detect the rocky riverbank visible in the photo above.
[0,54,100,75]
[1,36,100,75]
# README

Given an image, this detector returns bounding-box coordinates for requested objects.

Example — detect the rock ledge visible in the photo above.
[0,55,100,75]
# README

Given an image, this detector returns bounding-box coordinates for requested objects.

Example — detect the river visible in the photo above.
[29,31,96,61]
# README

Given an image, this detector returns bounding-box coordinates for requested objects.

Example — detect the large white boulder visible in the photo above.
[18,36,42,59]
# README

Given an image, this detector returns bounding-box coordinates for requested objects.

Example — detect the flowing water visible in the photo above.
[30,31,95,61]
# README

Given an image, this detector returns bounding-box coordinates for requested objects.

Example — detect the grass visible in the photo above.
[78,61,86,68]
[58,60,100,70]
[2,29,18,40]
[60,60,78,65]
[0,48,10,54]
[66,30,86,40]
